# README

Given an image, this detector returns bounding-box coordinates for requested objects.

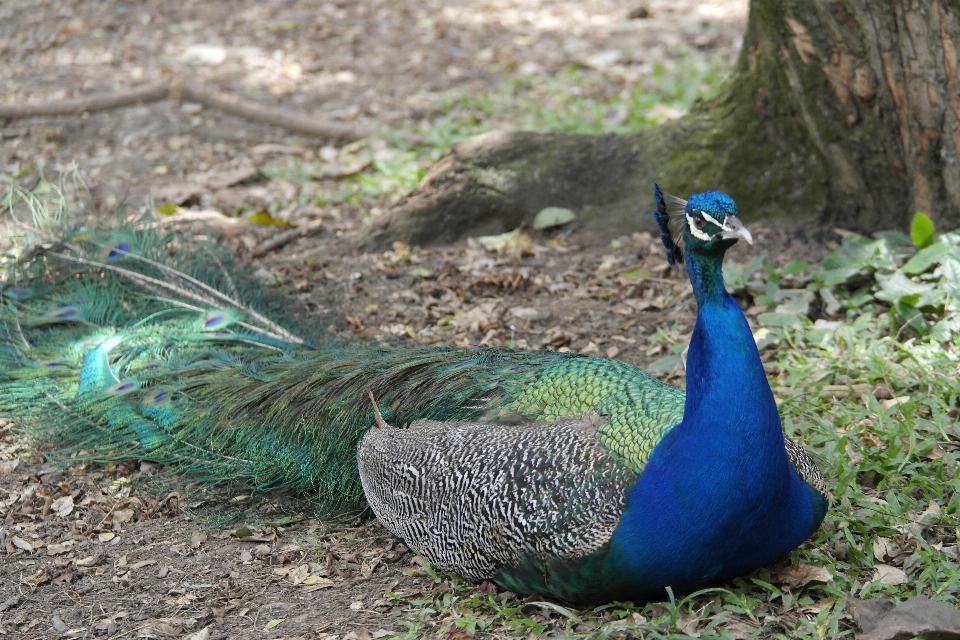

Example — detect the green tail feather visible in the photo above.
[2,203,681,516]
[0,212,540,513]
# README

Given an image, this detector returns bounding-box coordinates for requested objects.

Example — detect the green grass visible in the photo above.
[420,60,729,145]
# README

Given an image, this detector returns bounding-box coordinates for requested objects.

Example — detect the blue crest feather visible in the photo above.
[653,183,684,265]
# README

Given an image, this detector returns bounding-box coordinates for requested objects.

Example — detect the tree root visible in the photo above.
[250,219,325,258]
[363,105,825,249]
[0,78,370,141]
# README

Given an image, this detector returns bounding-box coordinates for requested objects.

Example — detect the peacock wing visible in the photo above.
[357,413,639,583]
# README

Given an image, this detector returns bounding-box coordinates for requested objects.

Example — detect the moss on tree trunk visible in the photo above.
[367,0,960,248]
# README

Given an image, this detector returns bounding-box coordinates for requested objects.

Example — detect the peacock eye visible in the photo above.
[693,216,707,230]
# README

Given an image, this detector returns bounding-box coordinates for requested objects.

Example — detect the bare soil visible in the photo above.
[0,1,844,638]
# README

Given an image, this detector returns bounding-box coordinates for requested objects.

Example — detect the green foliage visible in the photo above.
[723,228,960,340]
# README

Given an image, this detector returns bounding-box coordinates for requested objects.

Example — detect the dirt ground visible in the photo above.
[0,1,847,638]
[0,0,746,198]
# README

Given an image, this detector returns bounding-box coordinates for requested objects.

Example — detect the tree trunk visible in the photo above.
[367,0,960,248]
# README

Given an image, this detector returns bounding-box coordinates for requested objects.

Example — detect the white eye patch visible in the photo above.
[686,211,727,241]
[701,212,723,227]
[686,214,712,241]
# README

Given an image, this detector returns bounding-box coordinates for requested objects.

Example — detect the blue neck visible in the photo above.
[606,248,823,594]
[681,249,776,425]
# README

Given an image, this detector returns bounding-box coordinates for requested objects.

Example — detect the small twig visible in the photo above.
[249,219,324,258]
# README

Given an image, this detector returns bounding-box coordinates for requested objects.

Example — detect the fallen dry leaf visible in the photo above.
[720,620,756,639]
[21,571,49,587]
[155,210,257,238]
[772,563,832,588]
[112,508,135,523]
[75,555,103,567]
[678,611,701,638]
[0,458,20,474]
[45,541,73,555]
[874,564,908,586]
[52,614,68,632]
[801,596,835,614]
[187,627,212,640]
[302,576,334,592]
[138,621,179,637]
[873,537,895,562]
[511,307,551,323]
[190,531,207,548]
[263,618,284,630]
[860,432,884,448]
[51,495,74,517]
[11,536,34,552]
[918,500,941,524]
[361,560,376,577]
[474,229,532,253]
[880,395,911,410]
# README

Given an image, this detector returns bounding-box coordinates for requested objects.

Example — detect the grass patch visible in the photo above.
[424,59,730,144]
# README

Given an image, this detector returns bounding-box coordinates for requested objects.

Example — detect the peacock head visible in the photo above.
[653,183,753,265]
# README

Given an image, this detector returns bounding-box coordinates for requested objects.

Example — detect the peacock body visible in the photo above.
[0,186,827,603]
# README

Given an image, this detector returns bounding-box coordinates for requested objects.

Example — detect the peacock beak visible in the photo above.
[719,217,753,245]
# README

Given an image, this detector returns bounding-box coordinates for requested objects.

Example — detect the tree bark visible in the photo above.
[367,0,960,247]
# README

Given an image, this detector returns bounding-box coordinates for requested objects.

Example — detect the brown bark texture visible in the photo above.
[368,0,960,248]
[774,0,960,231]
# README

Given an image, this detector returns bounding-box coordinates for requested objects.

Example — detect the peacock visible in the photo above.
[0,184,828,603]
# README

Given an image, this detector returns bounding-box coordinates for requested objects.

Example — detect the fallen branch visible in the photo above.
[0,79,369,141]
[250,218,325,257]
[180,84,369,140]
[0,82,170,118]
